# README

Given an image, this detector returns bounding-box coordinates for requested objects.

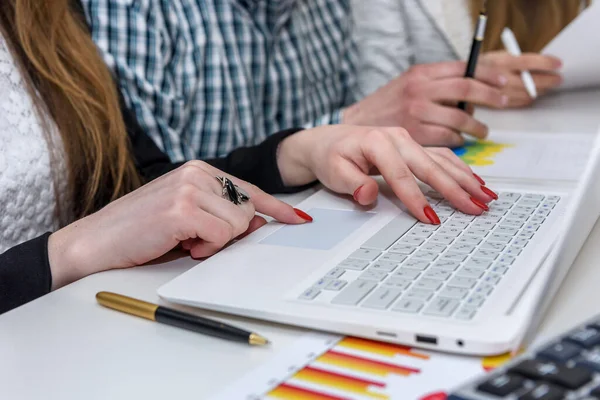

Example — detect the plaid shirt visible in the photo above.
[82,0,358,161]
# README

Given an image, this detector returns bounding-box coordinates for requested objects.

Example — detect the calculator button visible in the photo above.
[509,359,592,390]
[477,374,524,397]
[518,383,564,400]
[564,326,600,348]
[575,350,600,373]
[538,341,581,362]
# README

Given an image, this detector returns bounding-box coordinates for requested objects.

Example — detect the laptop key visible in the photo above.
[313,277,332,289]
[359,270,388,282]
[480,241,505,251]
[299,287,321,300]
[403,237,425,246]
[450,243,477,254]
[361,287,402,310]
[512,237,530,248]
[403,289,434,301]
[465,258,492,269]
[325,268,345,279]
[402,259,430,271]
[447,276,478,289]
[456,266,485,279]
[361,216,416,250]
[392,298,425,314]
[395,268,422,279]
[349,248,381,261]
[369,261,398,273]
[325,279,347,291]
[500,220,524,229]
[413,278,442,291]
[464,293,486,308]
[423,269,452,281]
[421,243,447,253]
[389,244,418,255]
[382,277,412,290]
[439,286,469,299]
[430,235,456,245]
[379,253,407,263]
[473,249,501,260]
[499,192,521,201]
[457,236,482,246]
[455,306,478,320]
[489,233,513,244]
[431,260,461,271]
[489,265,509,275]
[423,297,459,317]
[497,254,517,265]
[338,258,369,271]
[331,280,377,306]
[495,226,519,236]
[473,282,495,296]
[413,250,439,261]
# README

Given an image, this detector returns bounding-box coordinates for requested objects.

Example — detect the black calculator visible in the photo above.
[449,314,600,399]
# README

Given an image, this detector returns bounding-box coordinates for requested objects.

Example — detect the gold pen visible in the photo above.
[96,292,270,346]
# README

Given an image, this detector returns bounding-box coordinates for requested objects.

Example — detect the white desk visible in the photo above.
[1,89,600,400]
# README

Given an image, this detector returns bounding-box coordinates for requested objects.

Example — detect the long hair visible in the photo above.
[0,0,141,222]
[470,0,590,53]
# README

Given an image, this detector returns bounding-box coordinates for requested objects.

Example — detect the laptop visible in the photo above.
[159,130,600,356]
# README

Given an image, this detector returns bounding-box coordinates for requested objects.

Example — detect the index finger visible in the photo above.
[510,53,562,72]
[359,131,435,224]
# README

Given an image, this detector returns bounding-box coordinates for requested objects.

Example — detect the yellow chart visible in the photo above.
[452,140,513,166]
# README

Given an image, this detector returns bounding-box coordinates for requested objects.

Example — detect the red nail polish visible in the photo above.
[353,185,363,202]
[471,197,489,211]
[481,186,498,200]
[473,173,485,185]
[294,208,313,222]
[423,206,441,225]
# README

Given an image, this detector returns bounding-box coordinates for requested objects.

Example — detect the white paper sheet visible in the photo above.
[454,131,594,181]
[211,333,513,400]
[542,1,600,90]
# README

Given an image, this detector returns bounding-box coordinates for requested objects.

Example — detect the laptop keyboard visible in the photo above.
[298,191,561,320]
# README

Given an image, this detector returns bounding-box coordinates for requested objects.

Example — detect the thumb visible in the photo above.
[332,159,380,206]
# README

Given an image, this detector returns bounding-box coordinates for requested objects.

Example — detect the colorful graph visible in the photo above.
[266,337,429,400]
[214,333,518,400]
[453,140,513,166]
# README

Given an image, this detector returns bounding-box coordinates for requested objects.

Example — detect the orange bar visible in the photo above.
[318,350,419,377]
[337,337,429,360]
[294,367,388,399]
[268,383,348,400]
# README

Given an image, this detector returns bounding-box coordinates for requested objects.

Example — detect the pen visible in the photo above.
[96,292,270,346]
[458,0,488,111]
[501,27,538,99]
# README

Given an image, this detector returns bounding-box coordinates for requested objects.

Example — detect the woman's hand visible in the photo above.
[480,51,563,108]
[277,125,497,224]
[48,161,310,289]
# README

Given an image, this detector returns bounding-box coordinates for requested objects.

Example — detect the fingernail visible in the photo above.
[353,185,363,202]
[501,95,509,106]
[423,206,441,225]
[499,75,508,86]
[471,197,489,211]
[481,186,498,200]
[473,173,485,185]
[294,208,313,222]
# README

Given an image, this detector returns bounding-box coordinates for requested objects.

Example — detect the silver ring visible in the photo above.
[215,176,250,205]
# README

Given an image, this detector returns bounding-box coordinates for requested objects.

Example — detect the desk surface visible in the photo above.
[2,89,600,400]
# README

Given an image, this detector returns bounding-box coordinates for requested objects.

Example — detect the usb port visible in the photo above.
[415,334,437,345]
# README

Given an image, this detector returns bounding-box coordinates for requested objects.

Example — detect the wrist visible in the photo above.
[341,102,362,125]
[47,219,100,289]
[276,131,318,187]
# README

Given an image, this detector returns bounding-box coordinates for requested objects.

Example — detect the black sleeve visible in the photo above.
[123,102,316,193]
[0,233,52,314]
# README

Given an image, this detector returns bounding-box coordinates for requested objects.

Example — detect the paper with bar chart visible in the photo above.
[453,131,592,181]
[212,333,513,400]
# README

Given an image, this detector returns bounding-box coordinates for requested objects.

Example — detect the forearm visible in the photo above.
[0,234,53,314]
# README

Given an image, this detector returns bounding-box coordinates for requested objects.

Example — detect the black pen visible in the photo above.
[458,0,488,111]
[96,292,270,346]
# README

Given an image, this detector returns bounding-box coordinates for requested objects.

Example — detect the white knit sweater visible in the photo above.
[0,34,68,254]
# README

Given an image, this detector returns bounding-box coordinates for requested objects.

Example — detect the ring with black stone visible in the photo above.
[215,176,250,205]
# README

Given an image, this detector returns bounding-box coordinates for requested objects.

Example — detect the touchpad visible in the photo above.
[260,208,375,250]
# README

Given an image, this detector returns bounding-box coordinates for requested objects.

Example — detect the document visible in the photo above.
[454,131,594,181]
[211,333,514,400]
[542,1,600,90]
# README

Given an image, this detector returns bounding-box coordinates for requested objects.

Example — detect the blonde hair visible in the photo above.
[469,0,590,53]
[0,0,141,222]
